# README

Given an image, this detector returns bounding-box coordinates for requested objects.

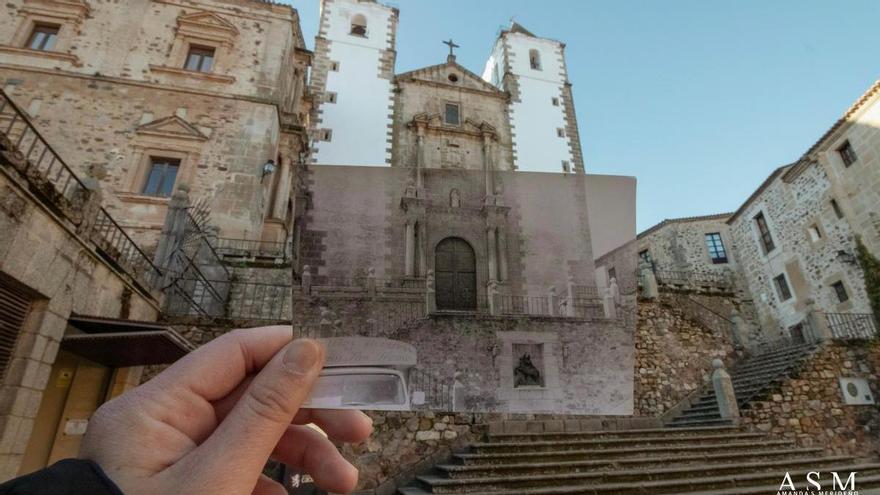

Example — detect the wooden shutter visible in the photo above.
[0,276,34,379]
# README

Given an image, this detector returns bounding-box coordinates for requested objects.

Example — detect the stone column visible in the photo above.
[425,270,436,315]
[487,281,499,316]
[405,221,416,277]
[730,308,749,346]
[497,227,509,282]
[272,159,292,220]
[154,189,189,279]
[418,222,428,277]
[487,226,498,282]
[416,128,425,189]
[603,291,618,320]
[482,135,494,198]
[805,299,833,342]
[711,359,740,421]
[301,265,312,296]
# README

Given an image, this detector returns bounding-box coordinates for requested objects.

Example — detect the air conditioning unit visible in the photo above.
[839,377,875,405]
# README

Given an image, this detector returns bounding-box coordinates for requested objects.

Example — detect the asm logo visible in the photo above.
[778,471,857,494]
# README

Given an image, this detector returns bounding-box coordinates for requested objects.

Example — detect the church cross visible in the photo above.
[443,39,460,57]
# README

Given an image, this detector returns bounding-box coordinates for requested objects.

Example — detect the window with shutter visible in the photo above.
[0,275,36,379]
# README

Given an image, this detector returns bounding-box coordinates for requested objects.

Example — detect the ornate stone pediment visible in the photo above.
[176,11,239,44]
[19,0,90,23]
[135,116,208,142]
[410,112,497,139]
[396,60,503,95]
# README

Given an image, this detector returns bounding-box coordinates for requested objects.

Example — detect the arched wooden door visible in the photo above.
[435,238,477,310]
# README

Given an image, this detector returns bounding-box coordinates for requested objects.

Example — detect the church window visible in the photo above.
[551,97,559,106]
[837,140,857,167]
[185,45,215,73]
[556,128,565,138]
[26,24,60,51]
[330,61,340,72]
[142,157,180,197]
[444,103,460,126]
[561,161,570,173]
[448,73,459,83]
[704,233,728,264]
[529,49,542,70]
[320,129,333,141]
[350,14,367,37]
[326,92,337,104]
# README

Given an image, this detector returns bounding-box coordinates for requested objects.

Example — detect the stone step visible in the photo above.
[415,457,858,493]
[670,411,722,422]
[437,448,826,479]
[454,440,796,465]
[732,365,800,383]
[667,417,732,428]
[469,432,765,454]
[487,425,740,443]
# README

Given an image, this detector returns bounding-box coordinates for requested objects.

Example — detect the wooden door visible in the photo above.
[435,238,477,310]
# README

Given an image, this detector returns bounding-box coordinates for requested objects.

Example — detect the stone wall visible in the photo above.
[636,214,735,282]
[0,154,160,479]
[739,340,880,457]
[634,299,740,416]
[727,161,870,341]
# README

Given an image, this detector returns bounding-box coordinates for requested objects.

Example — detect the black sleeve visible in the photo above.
[0,459,123,495]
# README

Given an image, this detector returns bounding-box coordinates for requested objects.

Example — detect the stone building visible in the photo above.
[0,0,311,249]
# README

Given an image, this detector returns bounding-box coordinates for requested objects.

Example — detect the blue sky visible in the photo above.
[288,0,880,232]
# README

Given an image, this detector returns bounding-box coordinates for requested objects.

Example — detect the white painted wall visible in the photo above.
[483,33,575,173]
[313,0,395,166]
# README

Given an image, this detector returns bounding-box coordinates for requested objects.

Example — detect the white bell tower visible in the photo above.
[310,0,398,166]
[483,22,585,174]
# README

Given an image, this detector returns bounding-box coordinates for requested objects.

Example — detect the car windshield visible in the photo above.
[308,373,406,407]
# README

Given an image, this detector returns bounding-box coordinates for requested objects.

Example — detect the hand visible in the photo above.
[79,326,373,494]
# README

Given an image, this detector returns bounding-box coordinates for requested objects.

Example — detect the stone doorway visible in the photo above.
[435,237,477,310]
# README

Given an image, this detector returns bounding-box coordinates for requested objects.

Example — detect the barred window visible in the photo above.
[754,212,775,254]
[832,281,849,303]
[837,140,857,167]
[774,274,792,302]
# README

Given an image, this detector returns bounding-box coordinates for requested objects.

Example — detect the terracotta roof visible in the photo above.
[638,212,734,239]
[726,164,793,224]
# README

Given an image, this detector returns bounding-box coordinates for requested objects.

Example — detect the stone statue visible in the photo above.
[514,353,542,387]
[404,178,417,198]
[450,188,461,208]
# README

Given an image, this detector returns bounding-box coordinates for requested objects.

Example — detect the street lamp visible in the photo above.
[261,159,277,178]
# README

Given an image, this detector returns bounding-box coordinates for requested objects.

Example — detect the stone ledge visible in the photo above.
[0,45,79,64]
[149,65,236,84]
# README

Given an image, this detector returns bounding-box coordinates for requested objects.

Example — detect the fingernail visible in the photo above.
[283,339,320,375]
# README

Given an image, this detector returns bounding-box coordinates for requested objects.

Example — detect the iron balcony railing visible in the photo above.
[498,295,551,316]
[824,312,877,340]
[0,89,162,292]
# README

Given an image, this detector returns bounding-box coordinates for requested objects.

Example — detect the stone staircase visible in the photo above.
[399,425,880,494]
[669,342,819,427]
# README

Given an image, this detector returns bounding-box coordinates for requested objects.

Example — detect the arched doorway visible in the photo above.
[435,237,477,310]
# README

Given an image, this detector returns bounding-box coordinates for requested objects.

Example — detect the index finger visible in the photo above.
[144,326,294,402]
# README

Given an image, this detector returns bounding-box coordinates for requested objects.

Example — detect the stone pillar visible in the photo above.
[271,159,292,220]
[301,265,312,296]
[425,270,436,315]
[482,134,494,198]
[154,189,190,274]
[497,227,509,282]
[641,265,659,300]
[487,227,498,282]
[367,266,376,299]
[405,221,415,277]
[548,287,557,317]
[418,222,428,277]
[711,359,740,421]
[75,177,103,239]
[730,308,749,346]
[416,129,425,190]
[488,281,499,316]
[603,291,618,320]
[805,298,833,342]
[319,307,333,338]
[566,274,576,317]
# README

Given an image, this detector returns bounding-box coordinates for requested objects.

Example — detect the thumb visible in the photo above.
[180,339,325,491]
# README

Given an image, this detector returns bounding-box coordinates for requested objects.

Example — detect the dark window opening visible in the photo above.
[608,267,617,281]
[142,157,180,197]
[350,14,367,36]
[832,281,849,303]
[830,199,844,219]
[551,97,559,106]
[773,274,792,302]
[556,128,565,138]
[27,24,59,51]
[837,140,857,167]
[705,232,728,264]
[561,161,570,173]
[444,103,460,126]
[639,249,653,268]
[0,274,36,380]
[754,212,775,254]
[185,46,215,73]
[529,49,541,70]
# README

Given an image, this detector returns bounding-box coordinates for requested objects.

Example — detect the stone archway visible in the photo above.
[435,237,477,311]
